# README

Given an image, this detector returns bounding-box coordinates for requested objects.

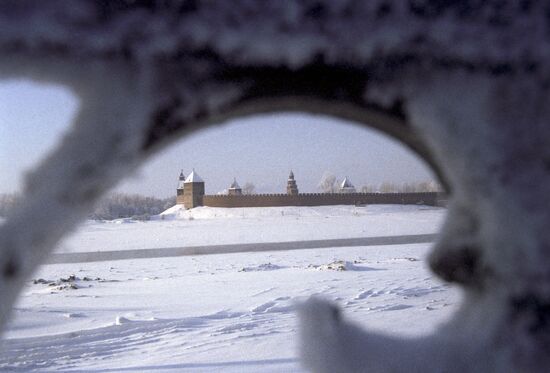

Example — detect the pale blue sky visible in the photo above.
[0,80,435,198]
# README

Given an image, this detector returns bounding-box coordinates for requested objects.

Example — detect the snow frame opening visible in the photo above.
[1,2,549,372]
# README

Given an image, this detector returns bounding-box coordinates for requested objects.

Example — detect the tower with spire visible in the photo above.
[228,178,242,196]
[183,169,205,209]
[287,171,299,195]
[176,170,186,200]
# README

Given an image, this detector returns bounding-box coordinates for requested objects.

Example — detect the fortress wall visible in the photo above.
[201,192,442,208]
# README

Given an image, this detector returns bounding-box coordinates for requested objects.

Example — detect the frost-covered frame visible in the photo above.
[1,2,549,372]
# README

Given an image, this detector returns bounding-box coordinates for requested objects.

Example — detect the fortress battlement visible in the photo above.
[176,170,443,209]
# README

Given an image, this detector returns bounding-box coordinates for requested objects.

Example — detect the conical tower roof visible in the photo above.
[184,169,204,183]
[229,178,241,189]
[341,177,354,189]
[177,170,186,189]
[288,170,295,180]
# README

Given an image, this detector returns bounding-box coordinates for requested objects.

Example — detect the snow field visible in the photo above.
[0,205,456,372]
[56,205,445,253]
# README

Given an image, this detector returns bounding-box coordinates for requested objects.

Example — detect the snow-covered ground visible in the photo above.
[0,205,458,372]
[55,205,445,253]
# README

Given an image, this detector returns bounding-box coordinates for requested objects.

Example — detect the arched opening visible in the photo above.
[1,106,456,370]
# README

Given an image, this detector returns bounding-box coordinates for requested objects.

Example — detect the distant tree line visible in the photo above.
[361,180,443,193]
[0,193,176,220]
[89,193,176,220]
[242,182,256,195]
[318,172,339,193]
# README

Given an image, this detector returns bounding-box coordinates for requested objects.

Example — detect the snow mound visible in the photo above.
[157,204,441,221]
[239,263,284,272]
[310,260,373,271]
[110,218,137,224]
[63,313,85,318]
[115,316,131,325]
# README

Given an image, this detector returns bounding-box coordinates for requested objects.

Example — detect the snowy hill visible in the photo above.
[158,204,438,220]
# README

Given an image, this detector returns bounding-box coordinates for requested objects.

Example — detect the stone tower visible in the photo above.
[228,178,242,196]
[287,171,299,195]
[183,169,205,209]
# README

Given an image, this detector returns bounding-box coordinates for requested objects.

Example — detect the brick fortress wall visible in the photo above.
[201,192,443,208]
[177,171,445,209]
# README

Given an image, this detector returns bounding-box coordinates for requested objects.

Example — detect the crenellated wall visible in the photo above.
[200,192,444,208]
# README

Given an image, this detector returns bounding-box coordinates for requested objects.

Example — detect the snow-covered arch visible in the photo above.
[1,1,549,372]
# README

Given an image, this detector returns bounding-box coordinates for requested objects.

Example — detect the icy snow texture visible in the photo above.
[2,238,455,372]
[0,1,549,372]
